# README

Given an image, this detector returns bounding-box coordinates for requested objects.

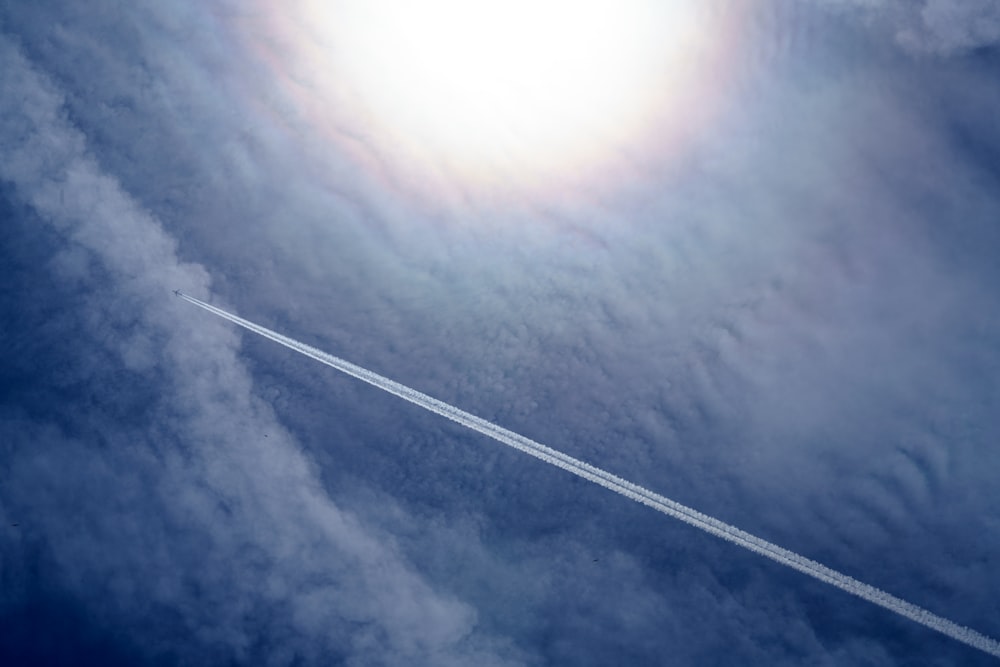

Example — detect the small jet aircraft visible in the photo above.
[173,289,182,297]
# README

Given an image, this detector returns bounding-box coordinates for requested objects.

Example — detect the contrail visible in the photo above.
[177,291,1000,660]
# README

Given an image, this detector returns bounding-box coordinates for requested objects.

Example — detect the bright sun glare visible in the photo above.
[281,0,708,187]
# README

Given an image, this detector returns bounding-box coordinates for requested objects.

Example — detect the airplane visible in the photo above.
[173,289,182,297]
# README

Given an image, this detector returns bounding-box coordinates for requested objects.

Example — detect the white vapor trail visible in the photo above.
[178,291,1000,660]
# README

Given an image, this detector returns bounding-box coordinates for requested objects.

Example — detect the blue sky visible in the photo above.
[1,1,999,665]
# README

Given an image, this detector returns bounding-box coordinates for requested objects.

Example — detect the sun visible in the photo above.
[259,0,710,189]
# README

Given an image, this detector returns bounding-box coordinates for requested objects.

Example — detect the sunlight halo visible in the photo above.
[262,0,712,190]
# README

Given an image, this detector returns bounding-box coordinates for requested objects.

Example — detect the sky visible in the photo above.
[1,1,999,665]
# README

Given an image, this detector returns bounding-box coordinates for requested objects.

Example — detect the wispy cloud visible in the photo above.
[179,291,1000,660]
[0,33,520,666]
[823,0,1000,54]
[3,1,1000,663]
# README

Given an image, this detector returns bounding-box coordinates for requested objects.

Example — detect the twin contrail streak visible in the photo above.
[178,291,1000,660]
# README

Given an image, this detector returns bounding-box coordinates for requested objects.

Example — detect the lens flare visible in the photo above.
[338,1,686,165]
[248,0,719,192]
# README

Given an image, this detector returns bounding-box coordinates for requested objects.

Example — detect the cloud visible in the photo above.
[0,32,520,666]
[4,1,1000,664]
[908,0,1000,54]
[179,293,1000,658]
[827,0,1000,55]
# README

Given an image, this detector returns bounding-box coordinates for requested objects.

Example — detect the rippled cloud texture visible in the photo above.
[1,2,999,665]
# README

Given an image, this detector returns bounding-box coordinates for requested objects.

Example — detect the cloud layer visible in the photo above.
[2,1,999,665]
[828,0,1000,54]
[0,31,521,667]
